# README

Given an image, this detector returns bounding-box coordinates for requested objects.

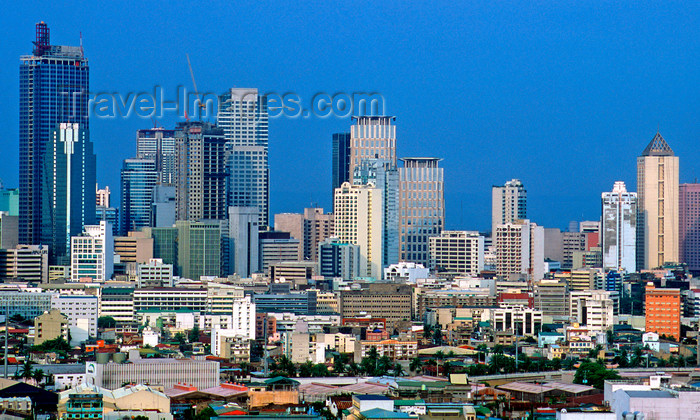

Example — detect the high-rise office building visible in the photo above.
[0,212,19,249]
[353,159,399,269]
[0,188,19,217]
[495,219,544,283]
[274,208,334,262]
[333,182,383,280]
[218,88,269,227]
[645,283,681,340]
[259,231,300,273]
[429,230,484,277]
[175,122,228,221]
[601,181,637,273]
[119,159,157,235]
[96,185,110,207]
[332,132,351,206]
[679,183,700,273]
[42,123,96,264]
[70,221,114,282]
[492,179,527,236]
[176,220,223,280]
[228,206,260,278]
[398,157,445,266]
[318,237,360,280]
[20,23,89,245]
[96,184,117,236]
[349,116,397,178]
[150,184,176,227]
[136,128,177,184]
[636,133,679,270]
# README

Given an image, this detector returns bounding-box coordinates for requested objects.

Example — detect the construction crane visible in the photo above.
[186,54,206,120]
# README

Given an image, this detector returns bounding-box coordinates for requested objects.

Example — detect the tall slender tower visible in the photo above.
[398,158,445,266]
[491,179,527,237]
[637,133,679,270]
[332,132,351,208]
[42,123,96,264]
[601,181,637,273]
[217,88,269,227]
[20,22,89,245]
[120,159,157,235]
[136,128,177,185]
[349,116,397,178]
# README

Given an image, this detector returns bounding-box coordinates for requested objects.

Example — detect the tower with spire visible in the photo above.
[636,132,679,270]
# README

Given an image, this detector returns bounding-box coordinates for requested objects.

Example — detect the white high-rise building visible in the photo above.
[218,88,269,227]
[70,221,114,282]
[492,179,527,237]
[51,294,98,345]
[333,182,383,280]
[602,181,637,273]
[137,258,174,288]
[136,128,177,184]
[569,290,615,331]
[495,219,544,282]
[637,133,679,270]
[429,230,484,277]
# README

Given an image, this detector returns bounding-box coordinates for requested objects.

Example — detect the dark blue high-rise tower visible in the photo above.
[20,22,89,245]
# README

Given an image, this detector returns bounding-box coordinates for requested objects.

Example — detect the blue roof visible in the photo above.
[355,395,391,401]
[361,408,411,419]
[625,390,675,398]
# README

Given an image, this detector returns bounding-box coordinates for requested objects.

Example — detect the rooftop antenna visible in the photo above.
[186,54,206,120]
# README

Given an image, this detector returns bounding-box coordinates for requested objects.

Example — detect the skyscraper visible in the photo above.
[679,183,700,273]
[601,181,637,273]
[637,133,679,270]
[274,208,334,262]
[136,128,177,184]
[495,219,544,283]
[119,159,157,235]
[228,206,260,277]
[175,122,228,221]
[71,221,114,282]
[398,157,445,266]
[491,179,527,236]
[20,22,89,245]
[217,88,269,227]
[42,123,96,263]
[333,182,384,280]
[353,159,399,268]
[332,132,351,205]
[349,116,397,178]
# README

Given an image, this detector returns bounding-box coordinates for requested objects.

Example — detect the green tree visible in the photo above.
[18,359,33,381]
[409,357,422,373]
[277,355,297,378]
[393,362,405,377]
[194,407,216,420]
[32,337,72,354]
[333,353,349,374]
[299,361,314,377]
[573,361,620,389]
[348,362,361,376]
[311,363,330,377]
[188,325,200,343]
[97,316,117,329]
[32,368,45,385]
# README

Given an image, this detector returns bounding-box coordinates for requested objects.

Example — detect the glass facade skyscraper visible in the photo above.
[119,159,157,235]
[332,132,351,206]
[217,88,269,227]
[20,22,89,245]
[42,123,96,264]
[136,128,177,184]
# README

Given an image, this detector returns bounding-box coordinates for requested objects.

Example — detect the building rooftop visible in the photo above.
[625,390,675,398]
[641,132,674,157]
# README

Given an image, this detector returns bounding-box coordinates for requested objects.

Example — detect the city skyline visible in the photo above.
[2,4,700,233]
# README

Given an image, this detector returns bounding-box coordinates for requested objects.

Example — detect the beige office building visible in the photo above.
[333,183,383,279]
[637,132,679,270]
[274,208,333,262]
[34,309,69,345]
[429,230,484,277]
[349,116,397,179]
[495,219,544,283]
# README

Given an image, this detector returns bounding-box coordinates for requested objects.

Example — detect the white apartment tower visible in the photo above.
[637,133,679,270]
[70,221,114,282]
[602,181,637,273]
[492,179,527,237]
[333,182,383,280]
[495,219,544,283]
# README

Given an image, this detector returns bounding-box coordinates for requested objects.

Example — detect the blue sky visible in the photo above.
[1,2,699,231]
